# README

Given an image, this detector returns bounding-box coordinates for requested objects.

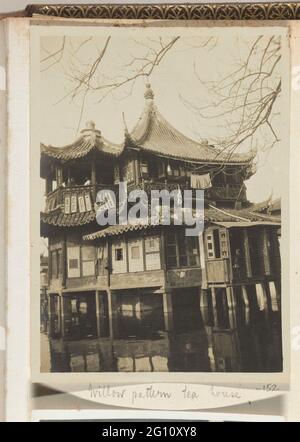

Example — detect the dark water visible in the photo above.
[41,304,283,373]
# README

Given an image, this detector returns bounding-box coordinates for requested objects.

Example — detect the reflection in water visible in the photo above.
[41,300,282,373]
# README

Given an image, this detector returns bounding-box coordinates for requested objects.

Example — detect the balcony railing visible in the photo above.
[45,181,247,213]
[45,183,116,212]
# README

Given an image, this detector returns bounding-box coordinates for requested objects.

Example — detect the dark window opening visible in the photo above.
[166,230,200,268]
[213,229,221,258]
[229,229,247,279]
[115,248,123,261]
[248,227,264,277]
[69,258,79,269]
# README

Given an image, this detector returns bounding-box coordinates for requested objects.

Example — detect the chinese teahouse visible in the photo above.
[40,84,281,345]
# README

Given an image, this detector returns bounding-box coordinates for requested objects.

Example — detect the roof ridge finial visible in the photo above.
[83,120,98,145]
[85,120,96,131]
[144,83,154,101]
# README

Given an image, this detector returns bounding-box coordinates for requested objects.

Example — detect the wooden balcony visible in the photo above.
[166,267,202,288]
[128,181,246,203]
[45,183,116,212]
[110,270,165,290]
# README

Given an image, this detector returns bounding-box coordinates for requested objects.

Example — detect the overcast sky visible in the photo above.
[39,26,289,204]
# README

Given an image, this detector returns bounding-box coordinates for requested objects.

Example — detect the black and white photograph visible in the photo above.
[36,25,288,375]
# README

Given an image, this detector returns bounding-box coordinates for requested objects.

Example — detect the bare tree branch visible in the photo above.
[42,36,180,129]
[181,35,281,173]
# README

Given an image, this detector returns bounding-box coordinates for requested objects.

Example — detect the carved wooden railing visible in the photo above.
[45,183,116,212]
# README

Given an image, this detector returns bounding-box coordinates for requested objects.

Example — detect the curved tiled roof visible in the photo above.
[129,93,255,165]
[41,87,255,166]
[205,204,280,224]
[83,222,154,240]
[41,124,123,162]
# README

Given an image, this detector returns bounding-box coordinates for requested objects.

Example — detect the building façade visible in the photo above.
[40,85,282,359]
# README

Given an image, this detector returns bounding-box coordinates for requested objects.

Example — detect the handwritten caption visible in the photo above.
[89,383,246,406]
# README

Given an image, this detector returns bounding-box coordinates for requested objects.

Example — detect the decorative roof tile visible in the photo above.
[41,210,96,227]
[83,223,153,240]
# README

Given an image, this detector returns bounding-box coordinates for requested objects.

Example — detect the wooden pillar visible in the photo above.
[56,166,63,187]
[107,289,118,338]
[211,287,218,327]
[67,167,71,186]
[272,228,281,275]
[200,288,208,309]
[207,342,216,372]
[47,294,54,337]
[95,290,101,337]
[255,283,268,313]
[243,229,252,278]
[135,294,142,321]
[226,286,237,329]
[47,246,52,288]
[160,232,167,270]
[106,240,111,287]
[241,286,249,308]
[60,293,66,337]
[269,281,279,312]
[91,162,96,185]
[241,285,250,324]
[226,286,236,308]
[198,232,207,289]
[56,294,61,336]
[264,283,273,314]
[162,291,174,332]
[45,176,53,194]
[262,228,271,276]
[62,234,67,288]
[274,280,281,312]
[200,288,213,327]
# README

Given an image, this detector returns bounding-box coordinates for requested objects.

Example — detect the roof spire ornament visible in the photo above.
[144,83,154,100]
[85,120,96,130]
[84,120,97,145]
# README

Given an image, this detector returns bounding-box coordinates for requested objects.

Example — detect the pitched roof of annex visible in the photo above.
[81,205,280,241]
